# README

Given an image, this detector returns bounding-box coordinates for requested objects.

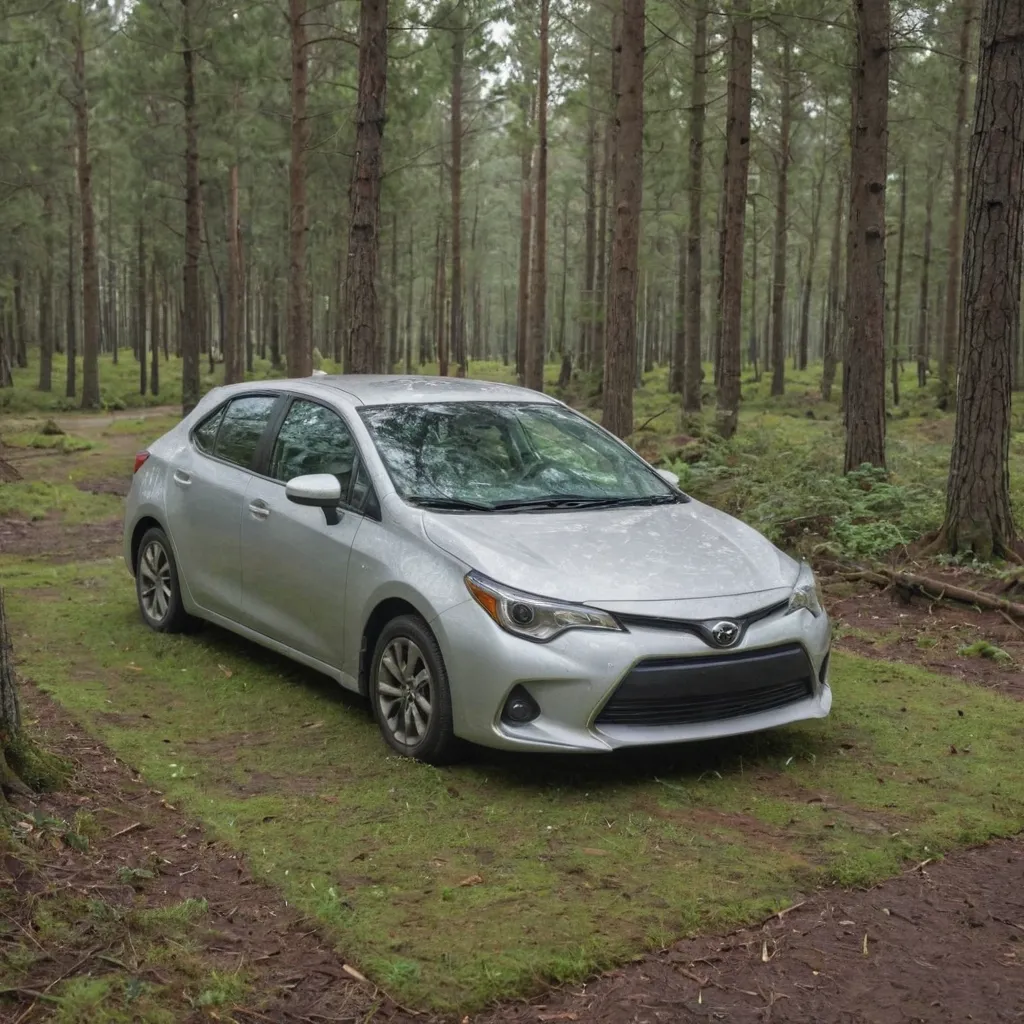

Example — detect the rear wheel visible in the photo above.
[369,615,460,764]
[135,527,199,634]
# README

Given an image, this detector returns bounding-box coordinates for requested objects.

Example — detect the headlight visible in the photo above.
[464,571,624,642]
[787,562,823,618]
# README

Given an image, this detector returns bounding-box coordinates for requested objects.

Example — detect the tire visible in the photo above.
[135,527,199,634]
[369,614,460,764]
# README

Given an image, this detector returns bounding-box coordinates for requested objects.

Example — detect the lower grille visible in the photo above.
[596,643,814,727]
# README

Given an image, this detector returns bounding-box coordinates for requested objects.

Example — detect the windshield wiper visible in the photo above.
[406,495,494,512]
[491,493,680,512]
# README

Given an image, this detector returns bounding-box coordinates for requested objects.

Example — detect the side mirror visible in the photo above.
[656,468,680,488]
[286,474,343,524]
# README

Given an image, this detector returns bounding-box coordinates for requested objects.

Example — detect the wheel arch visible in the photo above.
[359,597,427,697]
[129,515,167,576]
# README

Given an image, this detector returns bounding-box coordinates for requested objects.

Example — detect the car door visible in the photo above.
[164,393,280,619]
[240,397,371,668]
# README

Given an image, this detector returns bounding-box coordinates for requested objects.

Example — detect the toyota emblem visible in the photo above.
[710,620,740,647]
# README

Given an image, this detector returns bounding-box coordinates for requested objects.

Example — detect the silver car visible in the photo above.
[123,375,832,763]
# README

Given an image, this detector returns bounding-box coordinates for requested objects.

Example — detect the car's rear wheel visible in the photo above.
[369,615,459,764]
[135,527,198,634]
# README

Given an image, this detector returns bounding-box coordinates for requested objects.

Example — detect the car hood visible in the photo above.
[421,499,799,603]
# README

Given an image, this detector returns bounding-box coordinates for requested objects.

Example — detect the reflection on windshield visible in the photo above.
[358,401,676,511]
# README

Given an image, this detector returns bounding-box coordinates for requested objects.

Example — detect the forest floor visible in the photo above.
[2,356,1024,1021]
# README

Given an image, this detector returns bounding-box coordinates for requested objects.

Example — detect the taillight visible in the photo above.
[133,451,150,474]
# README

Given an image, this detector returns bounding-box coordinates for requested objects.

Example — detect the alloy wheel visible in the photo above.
[376,638,433,747]
[138,539,173,623]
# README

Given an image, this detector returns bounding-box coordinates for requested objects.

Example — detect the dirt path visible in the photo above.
[6,682,1023,1024]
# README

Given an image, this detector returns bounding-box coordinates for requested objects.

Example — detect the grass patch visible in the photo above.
[7,558,1024,1011]
[0,482,122,523]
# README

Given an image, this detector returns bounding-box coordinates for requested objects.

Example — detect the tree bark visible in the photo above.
[890,163,907,405]
[225,163,244,384]
[714,0,753,439]
[671,229,686,393]
[798,160,825,374]
[683,0,708,413]
[0,588,25,802]
[288,0,311,377]
[579,34,598,372]
[525,0,550,392]
[181,0,201,415]
[939,0,977,400]
[66,188,77,399]
[843,0,889,473]
[150,257,160,396]
[822,178,844,401]
[74,1,101,410]
[601,0,645,439]
[770,34,792,397]
[345,0,388,373]
[449,3,466,378]
[916,176,935,387]
[389,211,399,371]
[38,192,54,392]
[940,0,1023,559]
[13,262,28,369]
[137,218,147,396]
[515,89,534,384]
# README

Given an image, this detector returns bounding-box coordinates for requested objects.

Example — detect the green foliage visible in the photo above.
[956,640,1013,663]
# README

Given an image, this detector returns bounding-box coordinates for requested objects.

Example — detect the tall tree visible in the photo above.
[821,177,844,400]
[225,163,244,383]
[843,0,890,473]
[938,0,977,402]
[525,0,550,392]
[515,89,533,384]
[345,0,389,373]
[916,174,936,387]
[890,163,907,405]
[682,0,708,414]
[938,0,1023,559]
[38,192,54,392]
[714,0,753,439]
[74,1,101,410]
[287,0,311,377]
[181,0,201,415]
[770,33,792,397]
[601,0,645,439]
[449,2,466,378]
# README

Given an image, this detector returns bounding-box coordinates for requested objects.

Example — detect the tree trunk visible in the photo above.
[671,229,686,393]
[939,0,977,400]
[683,0,708,413]
[137,218,147,396]
[225,163,244,384]
[940,0,1023,559]
[181,0,201,415]
[39,192,54,392]
[449,4,466,378]
[388,211,399,371]
[822,178,844,401]
[150,257,160,396]
[75,1,101,411]
[405,219,414,373]
[525,0,550,392]
[579,34,598,371]
[13,262,28,369]
[844,0,890,473]
[798,163,825,374]
[601,0,645,439]
[288,0,311,377]
[890,163,908,405]
[592,125,608,381]
[915,177,935,388]
[66,188,77,399]
[515,90,534,384]
[770,35,792,397]
[0,588,26,802]
[345,0,388,373]
[714,0,753,438]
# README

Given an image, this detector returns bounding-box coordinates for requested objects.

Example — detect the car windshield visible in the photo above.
[358,401,678,511]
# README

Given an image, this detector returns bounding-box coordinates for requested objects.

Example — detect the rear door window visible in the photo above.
[212,396,278,470]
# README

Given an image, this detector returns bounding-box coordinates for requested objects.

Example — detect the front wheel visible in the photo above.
[135,527,199,634]
[369,615,460,764]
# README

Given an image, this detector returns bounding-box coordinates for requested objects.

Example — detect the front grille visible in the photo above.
[595,643,814,727]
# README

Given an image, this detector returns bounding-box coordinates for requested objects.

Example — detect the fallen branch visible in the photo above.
[842,567,1024,620]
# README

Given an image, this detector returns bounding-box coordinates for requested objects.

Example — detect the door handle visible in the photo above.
[248,500,270,520]
[173,470,192,487]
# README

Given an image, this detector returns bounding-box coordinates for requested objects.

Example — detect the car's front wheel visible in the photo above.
[369,615,459,764]
[135,526,198,634]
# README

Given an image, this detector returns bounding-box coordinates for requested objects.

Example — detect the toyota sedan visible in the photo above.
[123,375,832,763]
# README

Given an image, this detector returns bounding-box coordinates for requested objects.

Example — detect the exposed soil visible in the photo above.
[5,682,1024,1024]
[825,568,1024,700]
[0,514,124,563]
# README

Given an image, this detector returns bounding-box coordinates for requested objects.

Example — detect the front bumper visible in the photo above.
[431,597,832,753]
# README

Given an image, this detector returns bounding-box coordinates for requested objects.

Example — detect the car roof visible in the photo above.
[308,374,558,407]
